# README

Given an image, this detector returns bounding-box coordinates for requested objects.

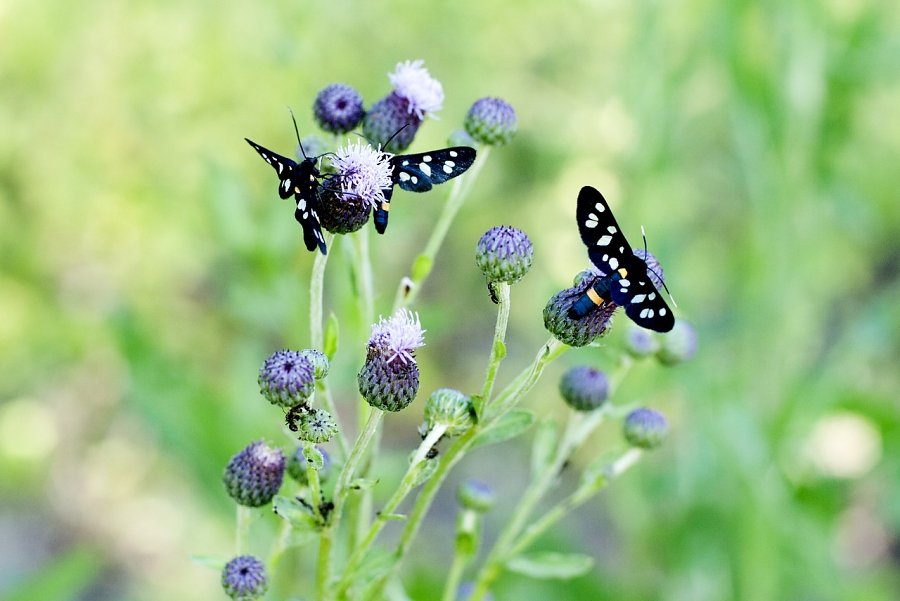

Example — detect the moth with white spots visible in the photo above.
[568,186,675,332]
[374,146,477,234]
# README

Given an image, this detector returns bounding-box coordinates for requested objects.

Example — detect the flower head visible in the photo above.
[559,366,609,411]
[623,408,669,449]
[624,324,660,358]
[222,555,268,601]
[388,60,444,120]
[457,479,496,513]
[222,440,285,507]
[295,408,339,444]
[544,270,616,347]
[258,350,315,408]
[299,348,329,380]
[657,320,697,365]
[423,388,475,437]
[330,141,393,209]
[368,309,425,365]
[362,92,421,153]
[358,353,420,412]
[475,226,534,284]
[313,83,365,134]
[465,97,517,146]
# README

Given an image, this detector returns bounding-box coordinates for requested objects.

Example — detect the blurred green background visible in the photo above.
[2,0,899,599]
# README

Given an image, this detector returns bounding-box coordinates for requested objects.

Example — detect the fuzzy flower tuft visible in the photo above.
[368,309,426,365]
[330,141,393,209]
[388,59,444,120]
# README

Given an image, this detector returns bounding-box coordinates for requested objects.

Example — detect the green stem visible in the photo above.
[442,512,477,601]
[320,408,385,601]
[334,425,448,596]
[397,147,492,309]
[476,283,510,417]
[235,505,251,555]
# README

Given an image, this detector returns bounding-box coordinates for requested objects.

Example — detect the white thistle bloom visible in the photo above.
[369,309,426,364]
[389,60,444,120]
[330,141,393,208]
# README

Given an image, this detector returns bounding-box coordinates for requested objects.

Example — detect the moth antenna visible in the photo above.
[381,124,410,151]
[641,224,677,307]
[288,107,308,159]
[641,225,648,257]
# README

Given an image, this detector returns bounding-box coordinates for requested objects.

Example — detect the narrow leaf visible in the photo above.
[411,254,433,283]
[473,409,536,448]
[323,313,339,360]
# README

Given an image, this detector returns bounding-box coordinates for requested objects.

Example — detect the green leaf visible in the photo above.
[323,313,339,360]
[380,513,407,522]
[190,554,228,571]
[473,409,536,448]
[349,478,378,491]
[272,495,318,531]
[302,442,324,471]
[471,394,486,420]
[411,254,433,282]
[492,338,507,360]
[506,552,594,580]
[531,418,559,477]
[411,457,439,486]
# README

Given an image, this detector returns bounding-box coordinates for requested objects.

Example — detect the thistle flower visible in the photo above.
[423,388,475,438]
[559,366,609,411]
[318,188,371,234]
[362,92,421,153]
[544,270,616,347]
[313,83,365,134]
[475,226,534,285]
[624,324,660,358]
[296,408,339,444]
[299,348,329,380]
[287,445,332,484]
[329,141,393,209]
[457,479,496,513]
[623,408,668,449]
[222,441,285,507]
[465,97,517,146]
[221,555,268,601]
[657,320,697,365]
[258,350,315,408]
[358,309,425,412]
[388,59,444,120]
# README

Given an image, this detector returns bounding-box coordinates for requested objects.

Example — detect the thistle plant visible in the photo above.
[203,59,696,601]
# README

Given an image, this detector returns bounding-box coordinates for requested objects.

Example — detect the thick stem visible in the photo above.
[235,505,251,555]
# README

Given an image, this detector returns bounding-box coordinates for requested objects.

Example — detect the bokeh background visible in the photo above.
[2,0,899,599]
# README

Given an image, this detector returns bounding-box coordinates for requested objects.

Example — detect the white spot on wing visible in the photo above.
[649,293,656,300]
[597,235,613,246]
[620,279,630,287]
[659,308,667,316]
[640,308,650,318]
[411,176,418,184]
[443,164,453,174]
[399,172,411,182]
[423,155,432,162]
[607,226,617,234]
[608,257,619,270]
[297,198,306,211]
[594,202,605,213]
[449,150,458,157]
[631,294,646,303]
[420,163,432,177]
[445,160,455,168]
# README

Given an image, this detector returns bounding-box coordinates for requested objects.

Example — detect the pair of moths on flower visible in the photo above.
[246,135,673,333]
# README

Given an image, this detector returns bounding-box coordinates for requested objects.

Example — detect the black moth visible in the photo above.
[568,186,675,333]
[246,128,476,254]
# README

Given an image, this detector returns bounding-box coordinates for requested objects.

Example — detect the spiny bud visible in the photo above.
[623,408,668,449]
[313,83,365,135]
[221,555,268,601]
[559,366,609,411]
[464,97,517,146]
[657,320,697,365]
[543,270,615,347]
[363,92,421,153]
[222,441,285,507]
[457,479,496,513]
[258,350,315,408]
[296,408,339,444]
[624,324,660,358]
[319,187,372,235]
[423,388,475,438]
[299,349,329,380]
[475,226,534,285]
[358,353,420,412]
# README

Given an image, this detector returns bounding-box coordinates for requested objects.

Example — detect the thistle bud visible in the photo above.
[313,83,365,135]
[657,320,697,365]
[559,366,609,411]
[423,388,475,437]
[221,555,268,601]
[623,408,668,449]
[624,324,660,358]
[287,445,332,484]
[358,310,425,412]
[464,97,517,146]
[543,270,615,347]
[296,408,339,444]
[457,480,496,513]
[475,226,533,285]
[222,441,285,507]
[258,350,315,408]
[299,349,329,380]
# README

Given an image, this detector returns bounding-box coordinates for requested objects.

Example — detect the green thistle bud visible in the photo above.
[559,366,609,411]
[222,441,285,507]
[424,388,475,437]
[475,226,533,284]
[657,320,697,365]
[623,408,668,449]
[221,555,268,601]
[299,349,329,380]
[464,97,517,146]
[296,408,339,444]
[457,479,496,513]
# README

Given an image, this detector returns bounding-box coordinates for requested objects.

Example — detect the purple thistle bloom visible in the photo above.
[313,83,365,135]
[465,97,517,146]
[363,92,421,153]
[368,309,425,365]
[222,441,285,507]
[544,270,616,347]
[388,59,444,120]
[258,350,315,408]
[559,366,609,411]
[623,408,669,449]
[475,226,534,284]
[221,555,268,601]
[330,141,393,208]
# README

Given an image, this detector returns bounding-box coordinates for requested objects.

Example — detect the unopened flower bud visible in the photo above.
[623,408,668,449]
